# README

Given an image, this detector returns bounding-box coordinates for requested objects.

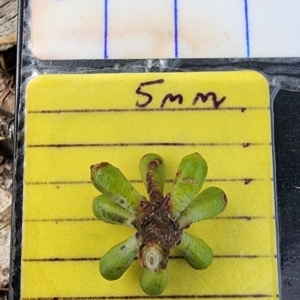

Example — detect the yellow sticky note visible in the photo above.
[22,71,278,299]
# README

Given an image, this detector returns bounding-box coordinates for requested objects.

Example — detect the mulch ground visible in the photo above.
[0,45,16,300]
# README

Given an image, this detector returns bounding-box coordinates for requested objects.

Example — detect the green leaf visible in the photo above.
[178,186,227,228]
[91,162,145,215]
[92,194,135,227]
[169,153,207,218]
[140,267,168,296]
[139,153,165,201]
[99,234,139,280]
[176,231,213,270]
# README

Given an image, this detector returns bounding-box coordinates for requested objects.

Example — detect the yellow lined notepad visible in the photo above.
[22,71,278,299]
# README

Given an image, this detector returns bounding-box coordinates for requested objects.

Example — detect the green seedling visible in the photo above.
[91,153,227,295]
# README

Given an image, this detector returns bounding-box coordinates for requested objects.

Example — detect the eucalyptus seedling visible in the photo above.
[91,153,227,295]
